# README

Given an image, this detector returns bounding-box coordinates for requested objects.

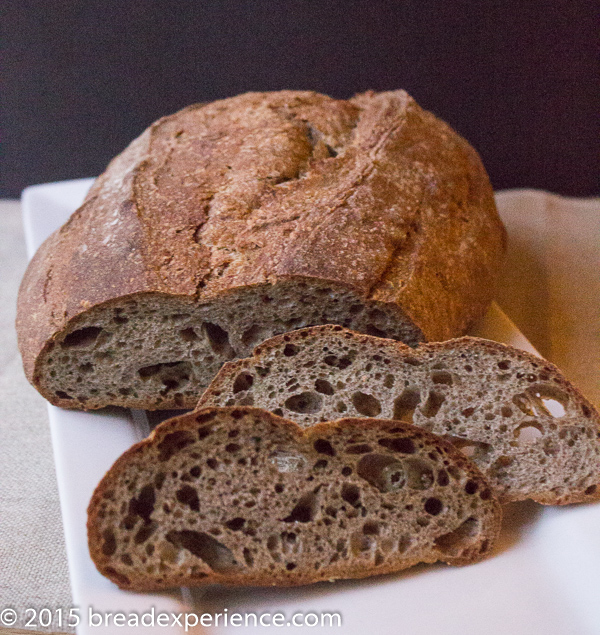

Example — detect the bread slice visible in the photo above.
[17,89,505,411]
[88,406,501,591]
[198,326,600,505]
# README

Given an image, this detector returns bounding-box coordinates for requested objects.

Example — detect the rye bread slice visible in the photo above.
[88,407,501,591]
[198,326,600,505]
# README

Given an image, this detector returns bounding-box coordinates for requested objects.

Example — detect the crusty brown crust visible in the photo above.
[197,326,600,506]
[88,407,502,590]
[17,90,505,403]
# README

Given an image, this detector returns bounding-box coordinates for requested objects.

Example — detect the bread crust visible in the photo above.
[17,90,505,402]
[88,406,502,590]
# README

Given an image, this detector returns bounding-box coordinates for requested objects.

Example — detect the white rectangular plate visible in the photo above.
[22,180,600,635]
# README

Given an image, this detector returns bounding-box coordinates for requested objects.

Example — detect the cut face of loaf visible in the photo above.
[29,283,419,410]
[198,326,600,505]
[88,407,501,591]
[17,89,506,410]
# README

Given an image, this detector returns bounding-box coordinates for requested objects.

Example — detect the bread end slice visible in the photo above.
[88,407,501,591]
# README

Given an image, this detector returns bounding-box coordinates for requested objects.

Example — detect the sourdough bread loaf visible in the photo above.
[87,407,501,590]
[198,326,600,504]
[17,90,506,410]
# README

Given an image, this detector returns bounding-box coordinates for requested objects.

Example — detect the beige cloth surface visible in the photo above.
[495,190,600,409]
[0,202,73,629]
[0,190,597,633]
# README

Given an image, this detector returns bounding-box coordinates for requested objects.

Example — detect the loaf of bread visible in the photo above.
[87,406,501,590]
[198,326,600,505]
[17,89,506,410]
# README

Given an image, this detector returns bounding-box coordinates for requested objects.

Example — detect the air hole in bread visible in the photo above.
[464,480,479,495]
[203,322,235,358]
[437,469,450,486]
[314,439,335,456]
[102,530,117,556]
[432,371,453,385]
[422,390,445,417]
[197,426,213,441]
[113,312,129,325]
[378,436,416,454]
[323,354,354,369]
[61,326,103,348]
[241,547,253,567]
[341,483,361,506]
[352,392,382,416]
[266,535,279,554]
[424,498,443,515]
[56,390,73,400]
[176,485,200,511]
[134,522,157,544]
[121,553,133,566]
[189,466,201,478]
[383,374,395,389]
[283,344,299,357]
[393,388,420,421]
[445,436,492,460]
[351,532,374,555]
[179,327,199,342]
[346,443,373,454]
[225,517,245,531]
[511,393,537,416]
[362,520,380,536]
[404,458,435,490]
[514,422,543,444]
[138,361,191,392]
[314,379,334,395]
[233,373,254,393]
[165,530,240,573]
[527,384,568,417]
[283,491,319,522]
[357,453,406,492]
[434,517,480,555]
[128,484,155,524]
[539,399,566,418]
[241,324,263,348]
[157,430,195,461]
[285,392,323,414]
[365,324,388,338]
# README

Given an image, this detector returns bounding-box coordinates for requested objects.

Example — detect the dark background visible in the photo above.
[2,0,598,198]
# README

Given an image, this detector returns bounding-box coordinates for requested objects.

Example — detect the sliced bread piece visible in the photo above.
[88,407,501,591]
[198,326,600,505]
